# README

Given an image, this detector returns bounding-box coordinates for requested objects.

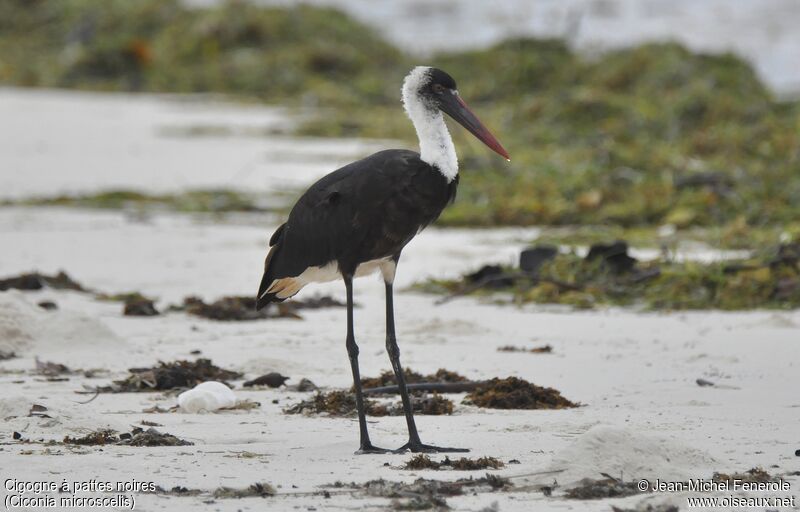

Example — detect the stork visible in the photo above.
[256,66,509,454]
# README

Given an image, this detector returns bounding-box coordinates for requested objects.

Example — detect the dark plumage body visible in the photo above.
[257,150,457,307]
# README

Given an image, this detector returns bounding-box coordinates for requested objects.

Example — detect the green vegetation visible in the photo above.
[7,188,273,213]
[1,1,798,234]
[413,242,800,310]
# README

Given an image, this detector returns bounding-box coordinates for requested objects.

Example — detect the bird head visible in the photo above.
[402,66,510,161]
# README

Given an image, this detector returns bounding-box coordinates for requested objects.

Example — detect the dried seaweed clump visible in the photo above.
[284,390,453,417]
[121,427,193,447]
[565,476,642,500]
[64,429,119,445]
[283,391,388,417]
[403,455,504,471]
[179,296,275,321]
[64,427,192,447]
[213,482,275,499]
[464,377,577,410]
[405,393,454,416]
[175,295,344,321]
[362,474,510,508]
[107,358,242,392]
[361,368,467,390]
[0,271,87,292]
[712,467,774,484]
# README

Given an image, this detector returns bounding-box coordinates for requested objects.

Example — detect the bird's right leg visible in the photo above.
[344,275,389,455]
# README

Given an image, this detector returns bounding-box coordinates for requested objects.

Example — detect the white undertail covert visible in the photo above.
[402,66,459,182]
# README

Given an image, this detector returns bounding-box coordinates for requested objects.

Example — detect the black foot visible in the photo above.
[394,441,470,454]
[355,443,391,455]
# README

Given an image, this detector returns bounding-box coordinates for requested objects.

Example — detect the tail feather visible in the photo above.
[256,224,287,311]
[256,246,285,310]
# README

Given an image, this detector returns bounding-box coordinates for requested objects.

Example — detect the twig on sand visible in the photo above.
[73,387,100,404]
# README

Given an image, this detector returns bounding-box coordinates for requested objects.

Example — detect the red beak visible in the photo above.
[440,92,510,161]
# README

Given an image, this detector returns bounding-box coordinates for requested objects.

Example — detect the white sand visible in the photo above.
[1,207,798,511]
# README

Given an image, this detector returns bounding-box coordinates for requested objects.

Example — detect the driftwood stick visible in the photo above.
[362,380,488,395]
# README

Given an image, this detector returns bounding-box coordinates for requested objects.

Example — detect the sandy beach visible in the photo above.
[1,89,799,511]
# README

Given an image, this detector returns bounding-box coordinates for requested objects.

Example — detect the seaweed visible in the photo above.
[416,242,800,310]
[361,368,467,391]
[0,271,87,292]
[64,427,192,446]
[403,455,504,471]
[712,467,774,484]
[212,482,275,499]
[121,427,193,447]
[101,358,242,392]
[123,296,159,316]
[63,429,118,446]
[283,390,454,417]
[283,390,387,417]
[464,377,577,410]
[171,294,343,321]
[564,476,642,500]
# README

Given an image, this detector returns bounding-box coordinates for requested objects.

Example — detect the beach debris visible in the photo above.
[361,368,467,392]
[123,296,160,316]
[520,246,558,274]
[34,358,72,377]
[361,474,510,510]
[0,350,17,361]
[284,390,453,417]
[177,296,278,321]
[220,399,260,411]
[28,404,50,418]
[712,467,774,484]
[419,240,800,310]
[96,358,242,392]
[464,377,577,410]
[403,455,504,471]
[586,241,637,274]
[399,393,454,415]
[155,485,203,497]
[284,390,387,417]
[696,378,715,387]
[63,429,118,446]
[171,294,345,321]
[497,345,553,354]
[37,301,58,310]
[564,475,643,500]
[243,372,289,388]
[0,271,87,292]
[286,378,318,392]
[213,482,276,498]
[465,265,517,288]
[177,381,237,413]
[123,427,193,446]
[64,427,192,446]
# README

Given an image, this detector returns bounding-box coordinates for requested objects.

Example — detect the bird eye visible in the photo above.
[432,84,445,94]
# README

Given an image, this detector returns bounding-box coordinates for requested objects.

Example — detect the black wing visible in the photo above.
[256,149,455,307]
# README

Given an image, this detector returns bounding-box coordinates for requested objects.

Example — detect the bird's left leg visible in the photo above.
[344,274,389,455]
[380,259,468,454]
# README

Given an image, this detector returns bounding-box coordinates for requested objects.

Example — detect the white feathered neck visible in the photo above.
[401,66,458,182]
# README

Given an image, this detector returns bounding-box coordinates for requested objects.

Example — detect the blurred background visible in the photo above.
[1,0,799,308]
